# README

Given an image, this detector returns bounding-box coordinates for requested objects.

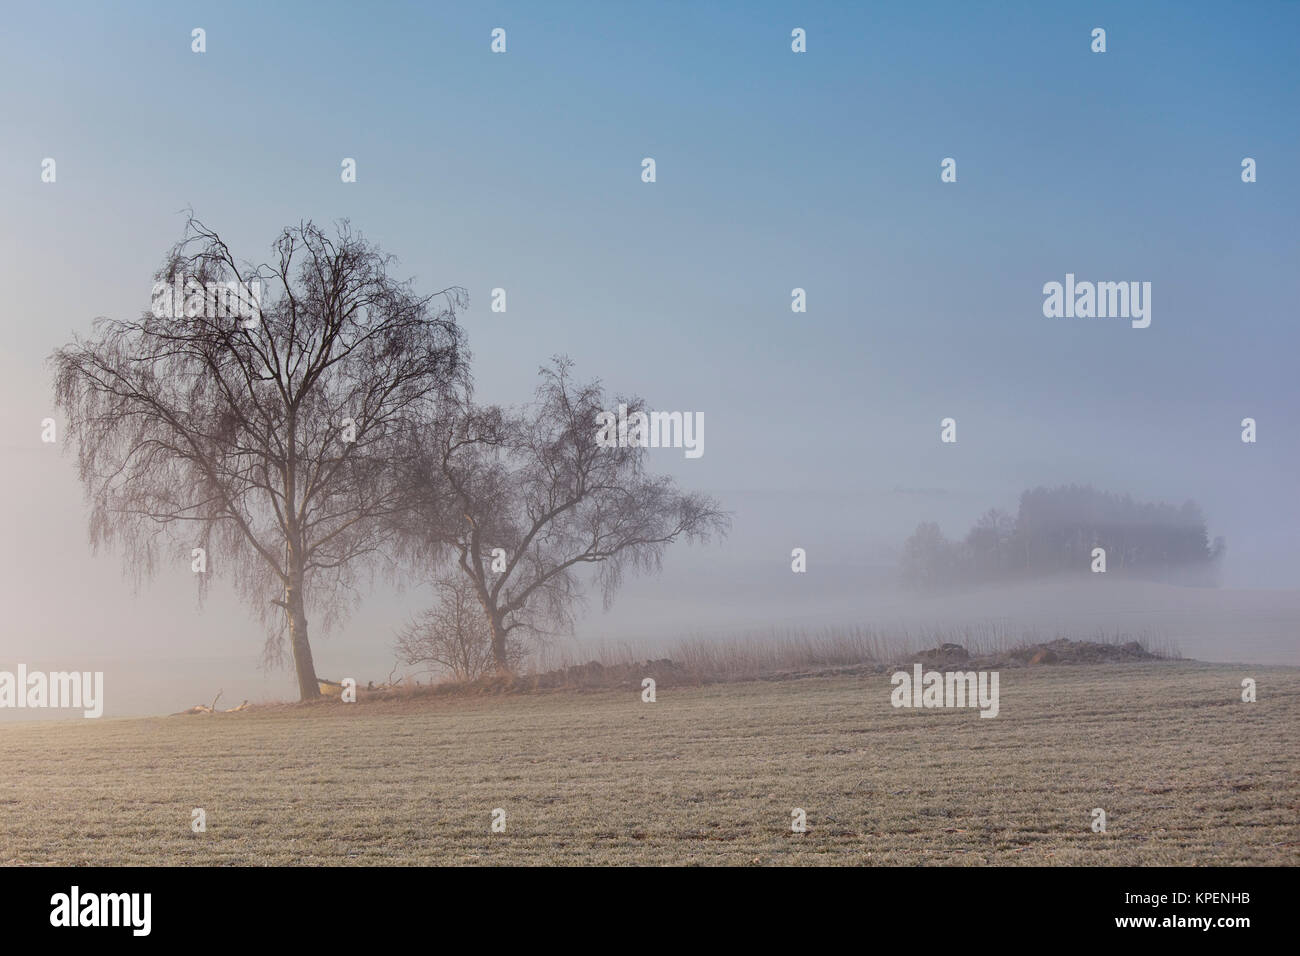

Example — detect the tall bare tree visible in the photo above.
[402,358,729,674]
[50,216,467,699]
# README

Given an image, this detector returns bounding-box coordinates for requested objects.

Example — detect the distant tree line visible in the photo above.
[899,485,1225,590]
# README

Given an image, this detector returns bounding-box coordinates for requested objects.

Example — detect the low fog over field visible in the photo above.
[4,440,1296,718]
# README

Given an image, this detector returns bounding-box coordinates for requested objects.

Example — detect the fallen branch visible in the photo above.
[171,690,249,716]
[171,703,214,716]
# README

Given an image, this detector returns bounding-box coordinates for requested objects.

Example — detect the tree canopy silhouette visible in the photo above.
[50,216,467,700]
[399,359,730,674]
[900,485,1223,589]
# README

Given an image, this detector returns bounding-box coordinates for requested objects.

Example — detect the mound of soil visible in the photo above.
[1010,638,1158,664]
[909,638,1161,669]
[528,658,690,690]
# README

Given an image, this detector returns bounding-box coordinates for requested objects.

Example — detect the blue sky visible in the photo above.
[1,1,1297,710]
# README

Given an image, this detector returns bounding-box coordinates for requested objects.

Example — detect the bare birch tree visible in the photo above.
[50,216,467,699]
[402,358,729,674]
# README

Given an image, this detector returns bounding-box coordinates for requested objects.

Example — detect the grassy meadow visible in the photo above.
[1,661,1296,866]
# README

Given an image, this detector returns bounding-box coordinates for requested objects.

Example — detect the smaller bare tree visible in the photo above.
[394,575,523,681]
[400,357,731,674]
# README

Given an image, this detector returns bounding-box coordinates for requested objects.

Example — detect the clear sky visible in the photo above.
[2,1,1297,713]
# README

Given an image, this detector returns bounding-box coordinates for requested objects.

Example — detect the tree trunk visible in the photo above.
[287,582,320,700]
[488,612,510,676]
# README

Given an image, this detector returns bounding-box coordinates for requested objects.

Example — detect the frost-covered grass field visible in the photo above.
[1,661,1296,866]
